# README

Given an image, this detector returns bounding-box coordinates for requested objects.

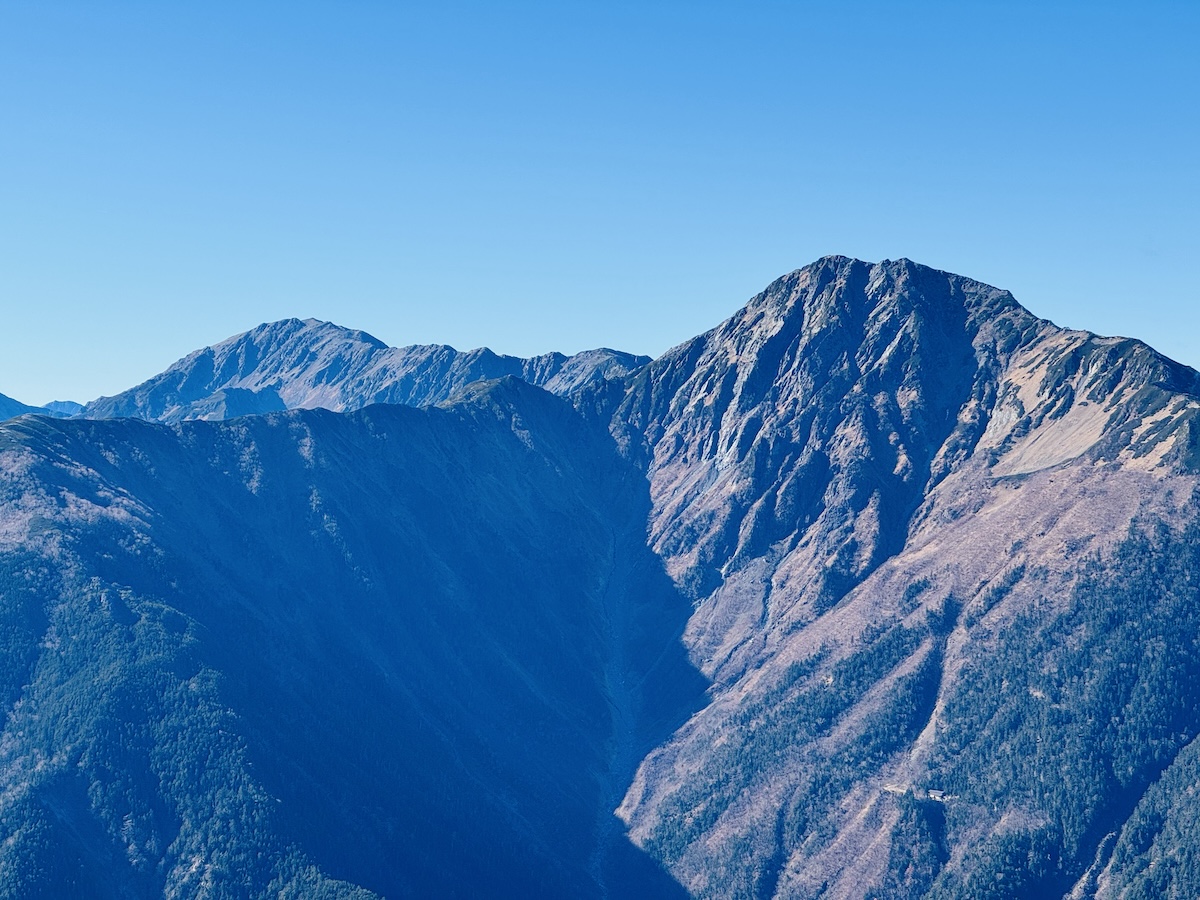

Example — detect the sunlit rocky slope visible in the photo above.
[612,256,1200,898]
[3,256,1200,898]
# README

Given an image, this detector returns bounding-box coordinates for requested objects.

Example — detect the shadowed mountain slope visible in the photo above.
[0,380,702,899]
[0,394,76,422]
[0,393,42,422]
[82,318,650,422]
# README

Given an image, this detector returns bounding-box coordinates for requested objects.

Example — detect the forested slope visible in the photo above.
[0,380,699,898]
[6,257,1200,898]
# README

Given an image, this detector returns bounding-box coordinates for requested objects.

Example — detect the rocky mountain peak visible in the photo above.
[743,256,1024,338]
[611,260,1200,898]
[614,257,1045,611]
[82,318,651,423]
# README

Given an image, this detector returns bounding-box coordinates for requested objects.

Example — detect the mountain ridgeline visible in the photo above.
[0,382,701,899]
[80,318,650,422]
[0,394,79,422]
[3,257,1200,898]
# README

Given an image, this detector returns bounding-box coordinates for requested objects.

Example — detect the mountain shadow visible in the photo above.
[0,378,704,898]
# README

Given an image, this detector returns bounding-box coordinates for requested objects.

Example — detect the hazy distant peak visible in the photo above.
[212,316,391,354]
[0,392,81,422]
[82,317,650,423]
[41,399,84,416]
[0,391,43,422]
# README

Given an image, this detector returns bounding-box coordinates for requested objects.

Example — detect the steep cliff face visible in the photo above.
[82,317,650,422]
[614,257,1200,898]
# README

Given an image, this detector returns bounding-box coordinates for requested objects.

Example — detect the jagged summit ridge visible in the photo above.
[747,255,1024,325]
[83,317,651,422]
[619,256,1198,605]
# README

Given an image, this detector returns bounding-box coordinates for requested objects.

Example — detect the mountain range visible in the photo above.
[3,256,1200,898]
[79,319,649,422]
[0,394,80,422]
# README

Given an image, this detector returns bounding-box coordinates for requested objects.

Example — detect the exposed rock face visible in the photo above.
[82,318,650,422]
[617,257,1036,647]
[6,256,1200,898]
[613,257,1200,898]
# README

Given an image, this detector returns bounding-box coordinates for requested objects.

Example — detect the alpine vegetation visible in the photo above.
[3,257,1200,898]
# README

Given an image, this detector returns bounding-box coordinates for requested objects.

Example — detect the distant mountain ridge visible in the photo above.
[5,257,1200,898]
[0,381,700,899]
[82,317,650,422]
[0,393,42,421]
[0,393,80,422]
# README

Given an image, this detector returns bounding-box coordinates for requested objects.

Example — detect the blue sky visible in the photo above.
[1,1,1197,404]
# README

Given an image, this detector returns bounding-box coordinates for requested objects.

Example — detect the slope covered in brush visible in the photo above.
[0,380,700,899]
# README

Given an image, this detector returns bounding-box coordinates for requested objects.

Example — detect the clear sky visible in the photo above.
[1,1,1197,405]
